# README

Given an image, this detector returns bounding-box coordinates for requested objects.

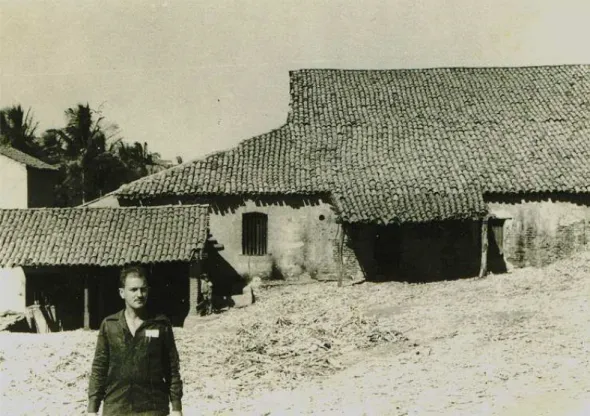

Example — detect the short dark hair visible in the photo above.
[119,265,148,288]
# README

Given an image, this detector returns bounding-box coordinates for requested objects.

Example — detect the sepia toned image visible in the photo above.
[1,1,590,415]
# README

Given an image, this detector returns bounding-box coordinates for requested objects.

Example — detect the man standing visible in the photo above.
[88,265,183,416]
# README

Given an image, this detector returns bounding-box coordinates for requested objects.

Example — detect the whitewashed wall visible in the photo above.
[0,154,28,208]
[0,267,26,313]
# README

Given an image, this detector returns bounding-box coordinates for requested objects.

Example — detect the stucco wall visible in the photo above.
[122,193,590,283]
[341,224,374,281]
[0,267,27,313]
[0,154,28,208]
[488,197,590,268]
[207,196,340,281]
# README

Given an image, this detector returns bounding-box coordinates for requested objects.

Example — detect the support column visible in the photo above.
[188,260,201,317]
[98,274,104,323]
[83,275,90,329]
[337,223,345,287]
[479,216,489,278]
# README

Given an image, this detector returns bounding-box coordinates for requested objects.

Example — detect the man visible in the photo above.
[88,265,183,416]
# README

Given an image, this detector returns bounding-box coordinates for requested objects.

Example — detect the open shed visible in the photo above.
[0,205,210,329]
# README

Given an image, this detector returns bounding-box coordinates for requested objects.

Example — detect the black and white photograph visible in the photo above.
[1,1,590,415]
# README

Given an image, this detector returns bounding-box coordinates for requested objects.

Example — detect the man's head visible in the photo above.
[119,265,149,310]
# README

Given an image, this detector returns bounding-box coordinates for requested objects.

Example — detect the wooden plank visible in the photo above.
[29,304,50,333]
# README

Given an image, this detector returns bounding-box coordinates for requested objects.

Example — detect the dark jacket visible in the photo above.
[88,310,183,415]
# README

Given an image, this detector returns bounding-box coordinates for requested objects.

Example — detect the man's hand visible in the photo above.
[170,411,183,416]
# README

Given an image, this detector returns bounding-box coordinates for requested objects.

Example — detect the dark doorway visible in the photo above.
[370,221,481,282]
[488,218,508,274]
[373,225,402,279]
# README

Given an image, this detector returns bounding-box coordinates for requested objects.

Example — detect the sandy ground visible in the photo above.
[2,251,590,415]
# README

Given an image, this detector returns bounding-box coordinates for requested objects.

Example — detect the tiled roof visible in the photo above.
[0,205,209,267]
[0,146,59,171]
[117,65,590,223]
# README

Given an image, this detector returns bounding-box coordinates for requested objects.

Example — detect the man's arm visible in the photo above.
[164,322,183,415]
[88,320,109,414]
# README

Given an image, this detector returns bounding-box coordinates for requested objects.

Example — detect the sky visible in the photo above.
[2,0,590,162]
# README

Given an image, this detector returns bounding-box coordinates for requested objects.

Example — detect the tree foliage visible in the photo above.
[0,103,172,207]
[0,105,42,156]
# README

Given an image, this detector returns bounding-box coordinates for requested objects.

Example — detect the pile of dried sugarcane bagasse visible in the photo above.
[177,283,407,396]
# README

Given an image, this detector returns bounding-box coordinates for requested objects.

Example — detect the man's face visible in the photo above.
[119,274,149,310]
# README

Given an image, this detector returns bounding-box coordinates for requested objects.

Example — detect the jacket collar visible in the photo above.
[111,309,169,338]
[109,309,169,324]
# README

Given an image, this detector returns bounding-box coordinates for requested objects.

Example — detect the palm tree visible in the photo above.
[113,140,161,178]
[56,104,109,158]
[38,129,66,164]
[5,102,178,206]
[49,104,119,204]
[0,105,41,155]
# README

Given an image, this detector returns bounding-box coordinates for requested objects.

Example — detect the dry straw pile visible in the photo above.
[178,283,407,399]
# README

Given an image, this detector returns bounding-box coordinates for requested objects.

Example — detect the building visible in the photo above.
[0,205,210,329]
[103,65,590,283]
[0,147,59,317]
[0,146,59,208]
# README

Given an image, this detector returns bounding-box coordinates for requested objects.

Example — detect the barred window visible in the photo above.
[242,212,268,255]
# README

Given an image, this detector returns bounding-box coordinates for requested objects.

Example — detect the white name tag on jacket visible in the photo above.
[145,329,160,338]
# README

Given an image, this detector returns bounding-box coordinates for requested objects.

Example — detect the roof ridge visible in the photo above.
[0,145,59,171]
[289,63,590,73]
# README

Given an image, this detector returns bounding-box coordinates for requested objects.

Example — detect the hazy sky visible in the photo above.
[2,0,590,161]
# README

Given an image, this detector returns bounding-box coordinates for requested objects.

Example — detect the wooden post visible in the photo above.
[188,275,200,317]
[338,224,345,287]
[97,274,104,323]
[188,249,202,317]
[479,216,489,278]
[83,275,90,330]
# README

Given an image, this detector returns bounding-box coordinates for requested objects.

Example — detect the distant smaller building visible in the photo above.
[0,146,59,208]
[0,205,210,330]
